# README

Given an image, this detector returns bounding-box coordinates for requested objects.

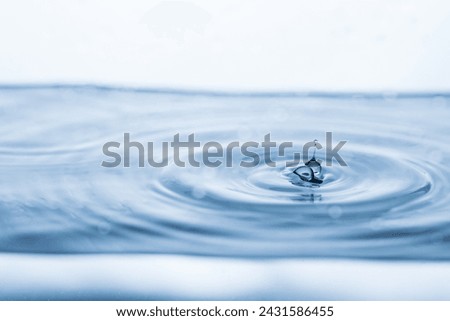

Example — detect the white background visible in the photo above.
[1,0,450,91]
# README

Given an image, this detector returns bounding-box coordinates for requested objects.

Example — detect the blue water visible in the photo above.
[1,85,450,299]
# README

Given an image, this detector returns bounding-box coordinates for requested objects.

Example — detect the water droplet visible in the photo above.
[294,166,313,182]
[304,139,322,175]
[292,139,324,185]
[305,158,322,176]
[312,139,319,156]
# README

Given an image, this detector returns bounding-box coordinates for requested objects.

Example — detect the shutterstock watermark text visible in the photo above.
[101,132,347,168]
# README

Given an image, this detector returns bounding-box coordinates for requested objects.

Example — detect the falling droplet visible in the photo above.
[313,139,318,153]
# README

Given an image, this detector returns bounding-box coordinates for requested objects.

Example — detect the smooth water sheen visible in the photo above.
[1,86,450,262]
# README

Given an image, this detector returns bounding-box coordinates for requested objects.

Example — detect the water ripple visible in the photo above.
[1,86,450,259]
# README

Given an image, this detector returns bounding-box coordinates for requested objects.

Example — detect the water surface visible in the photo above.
[1,86,450,299]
